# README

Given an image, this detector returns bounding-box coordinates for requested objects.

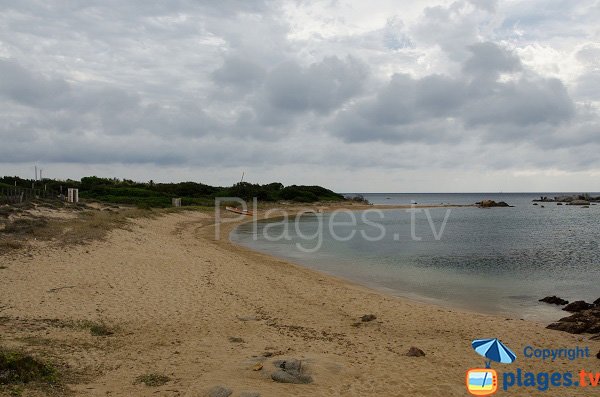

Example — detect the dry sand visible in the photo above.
[1,207,598,396]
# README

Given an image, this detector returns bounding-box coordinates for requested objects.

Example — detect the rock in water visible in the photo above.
[406,347,426,357]
[563,301,593,312]
[539,296,569,305]
[207,386,233,397]
[361,314,377,322]
[477,200,511,208]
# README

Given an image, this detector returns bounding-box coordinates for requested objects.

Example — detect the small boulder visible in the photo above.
[539,296,569,305]
[593,298,600,306]
[361,314,377,322]
[252,362,263,371]
[274,359,302,372]
[597,350,600,359]
[207,386,233,397]
[406,347,426,357]
[563,301,593,312]
[270,358,313,384]
[228,336,244,343]
[271,370,313,384]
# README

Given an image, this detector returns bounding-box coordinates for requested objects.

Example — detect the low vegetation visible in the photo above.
[1,176,344,208]
[0,348,59,386]
[133,373,171,387]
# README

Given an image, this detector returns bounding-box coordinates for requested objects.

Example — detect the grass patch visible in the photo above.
[133,373,170,387]
[0,240,23,251]
[82,322,114,337]
[0,348,58,385]
[2,218,48,235]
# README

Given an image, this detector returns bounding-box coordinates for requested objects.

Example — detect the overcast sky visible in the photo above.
[1,0,599,192]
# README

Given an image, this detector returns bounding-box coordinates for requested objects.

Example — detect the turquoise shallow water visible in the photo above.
[231,193,600,321]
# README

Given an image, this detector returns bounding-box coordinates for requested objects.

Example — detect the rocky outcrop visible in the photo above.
[563,301,594,312]
[476,200,512,208]
[567,200,591,206]
[547,307,600,335]
[539,296,569,305]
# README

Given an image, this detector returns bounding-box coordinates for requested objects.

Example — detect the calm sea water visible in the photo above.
[231,193,600,321]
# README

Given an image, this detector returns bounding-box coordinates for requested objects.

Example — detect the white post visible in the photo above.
[67,188,79,203]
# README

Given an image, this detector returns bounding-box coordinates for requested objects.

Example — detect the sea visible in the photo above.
[230,193,600,321]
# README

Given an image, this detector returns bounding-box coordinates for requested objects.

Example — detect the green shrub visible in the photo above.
[0,349,58,385]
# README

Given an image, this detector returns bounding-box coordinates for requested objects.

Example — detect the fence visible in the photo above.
[0,187,58,204]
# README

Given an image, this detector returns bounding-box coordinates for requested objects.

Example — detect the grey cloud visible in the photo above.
[0,59,70,109]
[574,71,600,100]
[212,56,266,89]
[265,56,368,114]
[463,77,574,127]
[414,1,494,60]
[333,43,575,144]
[462,42,522,79]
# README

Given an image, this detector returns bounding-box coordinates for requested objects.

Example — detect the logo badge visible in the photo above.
[466,368,498,396]
[467,338,516,396]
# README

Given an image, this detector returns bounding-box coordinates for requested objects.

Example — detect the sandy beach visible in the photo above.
[1,207,598,396]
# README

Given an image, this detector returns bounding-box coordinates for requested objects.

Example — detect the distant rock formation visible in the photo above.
[533,194,599,204]
[539,296,569,305]
[476,200,512,208]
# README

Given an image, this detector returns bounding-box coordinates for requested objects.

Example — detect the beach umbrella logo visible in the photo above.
[466,338,516,396]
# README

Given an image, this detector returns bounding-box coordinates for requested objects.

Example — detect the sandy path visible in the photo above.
[1,210,598,396]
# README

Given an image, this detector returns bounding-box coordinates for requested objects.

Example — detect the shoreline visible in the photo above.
[225,203,560,324]
[1,206,598,396]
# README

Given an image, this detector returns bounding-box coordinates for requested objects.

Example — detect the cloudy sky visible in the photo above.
[1,0,599,192]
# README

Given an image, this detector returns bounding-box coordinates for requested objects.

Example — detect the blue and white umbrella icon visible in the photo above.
[472,338,517,368]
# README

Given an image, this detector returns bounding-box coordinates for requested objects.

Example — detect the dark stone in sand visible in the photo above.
[239,393,260,397]
[563,301,594,312]
[361,314,377,322]
[271,370,313,384]
[207,386,233,397]
[270,358,313,384]
[547,307,600,334]
[406,347,426,357]
[539,296,569,305]
[228,336,244,343]
[274,359,302,371]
